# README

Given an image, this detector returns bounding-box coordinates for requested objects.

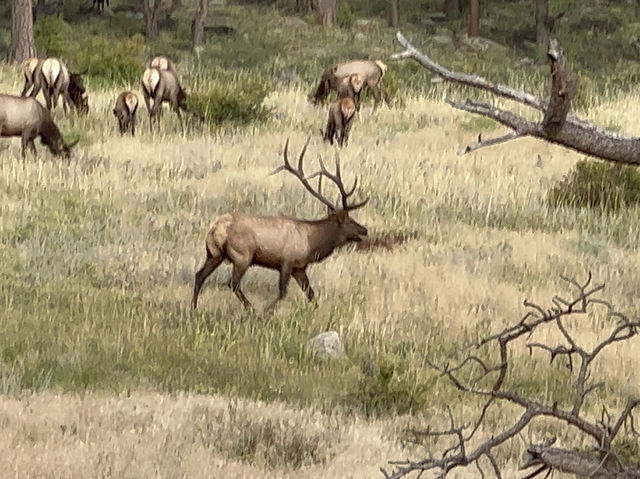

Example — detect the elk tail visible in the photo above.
[374,60,388,79]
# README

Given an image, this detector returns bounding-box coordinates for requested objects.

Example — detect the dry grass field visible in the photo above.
[1,46,639,477]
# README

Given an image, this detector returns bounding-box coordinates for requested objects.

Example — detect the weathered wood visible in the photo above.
[391,31,640,165]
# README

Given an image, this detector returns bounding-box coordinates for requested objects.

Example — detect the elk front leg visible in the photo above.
[191,247,224,309]
[266,264,293,313]
[292,269,315,303]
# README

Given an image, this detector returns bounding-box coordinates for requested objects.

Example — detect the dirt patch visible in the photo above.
[353,230,421,252]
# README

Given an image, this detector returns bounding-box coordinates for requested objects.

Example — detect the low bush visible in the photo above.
[74,34,145,86]
[548,160,640,211]
[34,15,72,59]
[185,71,273,128]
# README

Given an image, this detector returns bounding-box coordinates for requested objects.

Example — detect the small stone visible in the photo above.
[307,331,345,360]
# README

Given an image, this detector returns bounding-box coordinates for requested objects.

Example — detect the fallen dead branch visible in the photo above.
[381,274,640,478]
[391,32,640,165]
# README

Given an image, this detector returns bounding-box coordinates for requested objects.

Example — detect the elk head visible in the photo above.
[272,138,368,245]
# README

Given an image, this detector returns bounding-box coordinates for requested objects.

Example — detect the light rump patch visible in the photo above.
[41,58,61,87]
[124,92,138,114]
[22,57,40,82]
[142,68,161,95]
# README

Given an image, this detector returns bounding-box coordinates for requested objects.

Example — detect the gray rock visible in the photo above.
[307,331,345,360]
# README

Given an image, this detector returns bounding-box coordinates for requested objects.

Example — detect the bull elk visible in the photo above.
[141,67,187,134]
[313,60,390,109]
[324,97,356,147]
[0,94,79,158]
[29,58,87,114]
[113,91,139,136]
[191,138,369,312]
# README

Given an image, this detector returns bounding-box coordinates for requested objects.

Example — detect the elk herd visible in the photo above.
[0,53,392,312]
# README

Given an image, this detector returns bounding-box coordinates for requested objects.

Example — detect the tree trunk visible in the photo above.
[296,0,310,13]
[468,0,479,37]
[9,0,37,64]
[536,0,549,46]
[143,0,163,39]
[443,0,460,20]
[316,0,336,27]
[392,32,640,166]
[192,0,208,49]
[389,0,399,28]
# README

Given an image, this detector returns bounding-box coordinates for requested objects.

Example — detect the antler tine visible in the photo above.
[305,154,367,210]
[272,138,336,211]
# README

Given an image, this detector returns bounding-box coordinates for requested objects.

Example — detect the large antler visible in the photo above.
[308,155,369,211]
[272,138,368,212]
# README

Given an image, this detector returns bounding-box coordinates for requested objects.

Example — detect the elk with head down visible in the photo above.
[141,67,187,134]
[336,73,364,111]
[0,94,79,158]
[324,96,356,147]
[113,91,139,136]
[191,138,369,312]
[150,55,177,75]
[313,59,390,109]
[20,57,43,97]
[29,58,88,114]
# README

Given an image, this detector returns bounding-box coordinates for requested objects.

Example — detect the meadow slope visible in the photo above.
[1,56,639,476]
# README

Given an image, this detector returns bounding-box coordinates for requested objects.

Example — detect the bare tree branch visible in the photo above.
[391,31,640,166]
[382,275,640,478]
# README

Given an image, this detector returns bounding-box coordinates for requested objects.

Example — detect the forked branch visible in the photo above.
[381,275,640,478]
[391,32,640,165]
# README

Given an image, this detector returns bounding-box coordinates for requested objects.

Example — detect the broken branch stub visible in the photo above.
[391,31,640,165]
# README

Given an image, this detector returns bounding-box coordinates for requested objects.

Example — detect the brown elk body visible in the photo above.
[150,55,177,75]
[313,60,390,108]
[192,139,368,312]
[324,97,356,147]
[20,57,43,97]
[30,58,87,114]
[336,73,364,110]
[113,91,139,136]
[0,94,78,158]
[141,67,187,134]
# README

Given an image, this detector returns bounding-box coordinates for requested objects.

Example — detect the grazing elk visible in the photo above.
[191,138,369,312]
[141,67,187,134]
[324,97,356,147]
[20,57,43,97]
[150,55,177,75]
[93,0,109,13]
[30,58,87,114]
[0,94,78,158]
[313,59,390,109]
[336,73,364,111]
[113,91,139,136]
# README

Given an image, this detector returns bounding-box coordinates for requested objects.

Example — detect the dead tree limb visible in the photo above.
[391,32,640,165]
[381,274,640,478]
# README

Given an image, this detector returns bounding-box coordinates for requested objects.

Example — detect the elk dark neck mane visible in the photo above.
[304,217,342,262]
[39,115,62,147]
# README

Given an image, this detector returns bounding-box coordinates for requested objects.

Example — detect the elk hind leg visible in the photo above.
[229,260,252,309]
[191,246,224,309]
[292,269,315,303]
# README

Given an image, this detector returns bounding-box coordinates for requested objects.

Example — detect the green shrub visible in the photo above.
[548,160,640,211]
[337,2,355,28]
[185,71,273,129]
[35,15,72,58]
[74,34,145,86]
[349,355,428,418]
